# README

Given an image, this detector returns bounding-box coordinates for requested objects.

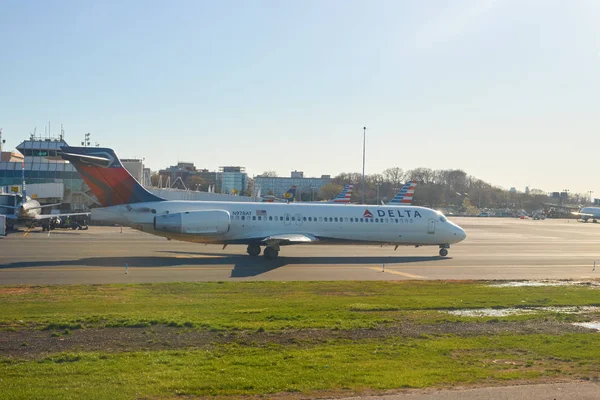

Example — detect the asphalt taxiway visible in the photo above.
[1,218,599,284]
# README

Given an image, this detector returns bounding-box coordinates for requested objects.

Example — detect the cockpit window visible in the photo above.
[439,216,447,223]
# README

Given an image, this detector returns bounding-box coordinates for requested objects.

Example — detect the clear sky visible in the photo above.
[2,0,599,195]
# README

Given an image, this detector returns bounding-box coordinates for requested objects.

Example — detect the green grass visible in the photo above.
[2,334,599,399]
[1,281,599,398]
[1,281,599,330]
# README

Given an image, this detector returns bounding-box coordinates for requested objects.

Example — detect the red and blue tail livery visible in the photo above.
[388,181,417,205]
[61,147,164,207]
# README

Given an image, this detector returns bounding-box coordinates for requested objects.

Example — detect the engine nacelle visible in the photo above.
[153,210,230,235]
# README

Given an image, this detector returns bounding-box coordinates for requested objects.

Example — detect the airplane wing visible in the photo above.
[33,212,90,220]
[261,233,318,246]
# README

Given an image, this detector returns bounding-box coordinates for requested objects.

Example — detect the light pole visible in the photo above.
[376,180,382,205]
[361,127,366,204]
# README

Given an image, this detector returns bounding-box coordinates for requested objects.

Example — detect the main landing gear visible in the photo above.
[246,244,280,259]
[246,244,261,256]
[439,244,450,257]
[263,247,279,259]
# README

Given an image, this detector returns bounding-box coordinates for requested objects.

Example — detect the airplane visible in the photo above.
[260,186,297,203]
[329,184,353,204]
[1,163,89,231]
[61,146,466,259]
[387,181,417,205]
[572,207,600,222]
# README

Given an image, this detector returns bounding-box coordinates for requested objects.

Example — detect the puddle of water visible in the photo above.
[573,322,600,331]
[448,306,600,317]
[490,281,600,288]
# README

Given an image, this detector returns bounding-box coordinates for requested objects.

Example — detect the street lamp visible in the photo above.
[375,180,383,205]
[361,127,366,204]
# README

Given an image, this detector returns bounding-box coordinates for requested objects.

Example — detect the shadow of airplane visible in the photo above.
[0,251,448,278]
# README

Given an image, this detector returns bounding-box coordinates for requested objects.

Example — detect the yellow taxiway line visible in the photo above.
[368,267,426,279]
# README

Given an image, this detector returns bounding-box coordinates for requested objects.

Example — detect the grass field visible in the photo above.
[1,281,599,399]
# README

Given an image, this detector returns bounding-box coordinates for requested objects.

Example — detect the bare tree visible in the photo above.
[260,171,278,177]
[382,167,405,186]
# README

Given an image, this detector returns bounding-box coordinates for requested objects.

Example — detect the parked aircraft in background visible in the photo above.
[388,181,417,205]
[572,207,600,222]
[329,184,353,204]
[1,163,89,230]
[62,147,466,259]
[260,186,297,203]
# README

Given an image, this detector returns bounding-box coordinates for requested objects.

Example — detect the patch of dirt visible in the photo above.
[0,320,592,359]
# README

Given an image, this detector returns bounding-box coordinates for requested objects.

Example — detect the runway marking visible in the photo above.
[368,267,426,279]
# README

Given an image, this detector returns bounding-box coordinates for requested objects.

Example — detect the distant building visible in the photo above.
[121,159,144,185]
[525,186,530,195]
[0,137,96,208]
[255,171,331,198]
[1,150,24,162]
[219,166,248,195]
[158,162,218,191]
[509,187,517,194]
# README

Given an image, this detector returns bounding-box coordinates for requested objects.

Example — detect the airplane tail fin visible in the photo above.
[61,146,164,207]
[388,181,417,205]
[283,186,297,202]
[330,184,353,203]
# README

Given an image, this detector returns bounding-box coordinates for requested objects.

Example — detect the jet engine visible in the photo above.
[153,210,230,235]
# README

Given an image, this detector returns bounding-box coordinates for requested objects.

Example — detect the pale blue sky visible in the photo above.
[2,0,599,195]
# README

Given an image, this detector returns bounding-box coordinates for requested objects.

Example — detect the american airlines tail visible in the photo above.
[330,184,353,203]
[388,181,417,205]
[61,147,164,207]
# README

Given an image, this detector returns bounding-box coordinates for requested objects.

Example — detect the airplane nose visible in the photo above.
[455,226,466,242]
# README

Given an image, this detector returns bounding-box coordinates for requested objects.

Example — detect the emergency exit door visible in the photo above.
[427,218,436,234]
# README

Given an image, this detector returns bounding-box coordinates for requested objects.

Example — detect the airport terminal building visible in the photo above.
[0,136,253,210]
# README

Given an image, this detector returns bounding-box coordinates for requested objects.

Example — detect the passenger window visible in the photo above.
[257,216,261,221]
[269,216,272,221]
[303,217,306,221]
[334,217,338,222]
[308,217,312,221]
[292,217,295,221]
[241,216,245,220]
[360,218,363,222]
[385,218,389,223]
[252,216,256,220]
[375,218,378,223]
[329,217,333,222]
[409,219,413,223]
[395,218,399,223]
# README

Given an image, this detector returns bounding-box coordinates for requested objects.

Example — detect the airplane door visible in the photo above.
[284,213,292,226]
[427,218,436,234]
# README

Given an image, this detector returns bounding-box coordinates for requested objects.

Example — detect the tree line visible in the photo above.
[318,167,585,212]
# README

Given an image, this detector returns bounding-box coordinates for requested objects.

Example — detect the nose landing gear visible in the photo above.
[439,244,450,257]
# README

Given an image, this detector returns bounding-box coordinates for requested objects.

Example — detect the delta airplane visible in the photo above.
[61,147,466,259]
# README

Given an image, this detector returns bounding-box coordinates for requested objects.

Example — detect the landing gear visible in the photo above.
[439,244,449,257]
[263,247,279,259]
[246,244,261,257]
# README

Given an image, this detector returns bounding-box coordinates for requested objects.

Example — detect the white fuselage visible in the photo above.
[580,207,600,219]
[92,201,466,247]
[18,198,42,219]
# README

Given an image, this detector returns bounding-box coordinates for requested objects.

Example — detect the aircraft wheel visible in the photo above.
[439,248,448,257]
[264,247,279,259]
[247,244,261,256]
